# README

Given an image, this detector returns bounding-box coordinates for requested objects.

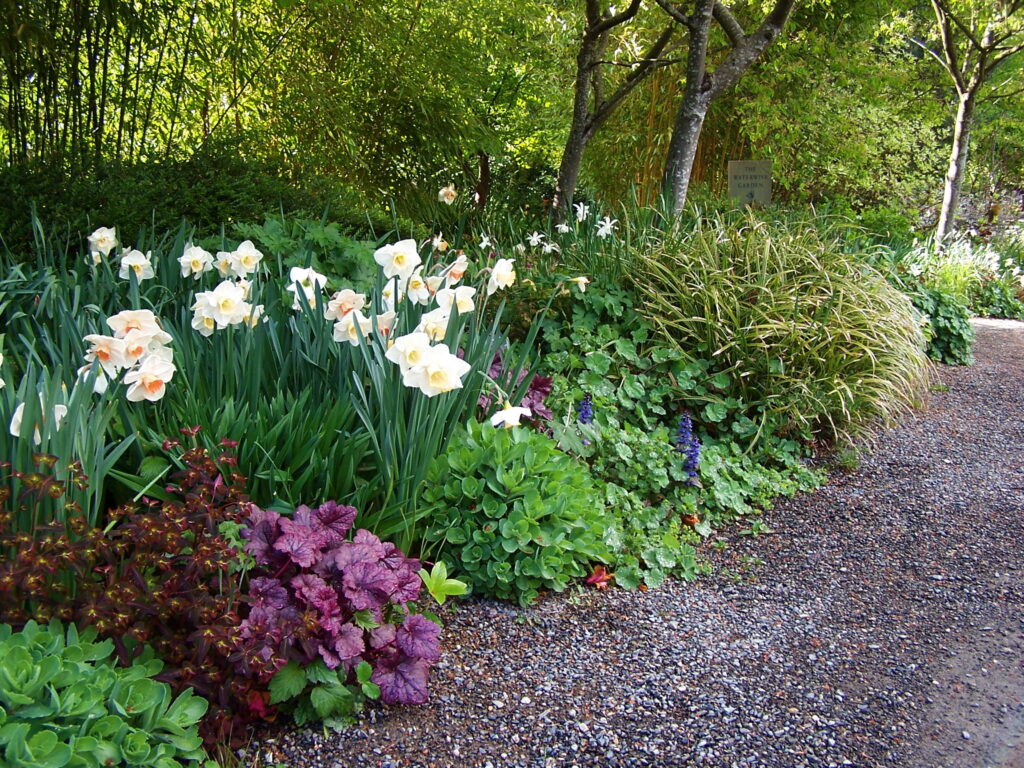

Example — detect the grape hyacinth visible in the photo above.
[675,412,701,484]
[577,393,594,424]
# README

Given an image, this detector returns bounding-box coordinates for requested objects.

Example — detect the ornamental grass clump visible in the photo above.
[633,214,930,446]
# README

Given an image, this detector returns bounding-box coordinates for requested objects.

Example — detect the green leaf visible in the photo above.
[305,661,340,686]
[268,662,306,705]
[583,351,611,375]
[310,684,353,719]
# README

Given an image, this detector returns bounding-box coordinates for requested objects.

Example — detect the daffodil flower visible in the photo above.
[179,243,214,279]
[432,234,449,252]
[435,285,476,314]
[324,289,366,321]
[83,334,128,375]
[88,227,117,257]
[416,307,451,342]
[107,309,161,339]
[124,356,176,402]
[9,399,68,445]
[569,276,591,293]
[487,258,516,296]
[401,344,471,397]
[556,223,571,234]
[444,253,469,287]
[479,234,493,250]
[333,310,373,346]
[490,402,532,428]
[596,216,618,238]
[374,239,422,281]
[438,184,457,205]
[527,231,545,247]
[574,202,590,222]
[118,249,155,281]
[229,240,263,277]
[406,269,431,305]
[385,331,432,373]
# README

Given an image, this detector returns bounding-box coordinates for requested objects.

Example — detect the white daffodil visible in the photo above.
[287,266,327,310]
[380,280,404,312]
[83,334,128,376]
[179,243,214,279]
[401,343,471,397]
[107,309,161,339]
[436,285,476,314]
[426,275,444,295]
[432,234,448,253]
[596,216,618,238]
[573,202,590,222]
[406,269,431,305]
[556,223,571,234]
[569,276,591,293]
[244,304,266,327]
[324,289,367,321]
[444,253,469,288]
[76,363,110,394]
[542,242,560,254]
[88,227,117,257]
[438,184,457,205]
[122,327,173,365]
[479,234,493,250]
[333,310,373,346]
[191,310,217,337]
[214,251,234,278]
[230,240,263,277]
[9,400,69,445]
[376,310,397,337]
[514,243,526,254]
[385,331,432,373]
[416,307,451,342]
[374,239,422,281]
[487,258,516,296]
[490,403,532,428]
[123,356,176,402]
[527,231,545,247]
[205,279,249,327]
[118,249,155,281]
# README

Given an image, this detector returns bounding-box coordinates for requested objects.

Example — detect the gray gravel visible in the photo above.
[252,318,1024,768]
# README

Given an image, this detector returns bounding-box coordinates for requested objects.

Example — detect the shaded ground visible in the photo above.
[255,318,1024,768]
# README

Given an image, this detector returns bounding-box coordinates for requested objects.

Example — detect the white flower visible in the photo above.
[479,234,492,250]
[333,310,373,346]
[380,280,404,312]
[445,253,469,288]
[376,310,397,337]
[487,258,516,296]
[236,277,253,299]
[514,243,526,254]
[596,216,618,238]
[401,344,471,397]
[490,403,531,428]
[385,331,432,373]
[191,311,217,337]
[438,184,457,205]
[179,243,213,279]
[77,363,110,394]
[436,285,476,314]
[406,269,431,305]
[527,231,545,247]
[426,275,444,295]
[324,289,367,321]
[556,223,571,234]
[287,266,328,309]
[83,334,128,375]
[205,280,249,327]
[416,307,451,341]
[10,399,69,444]
[432,234,449,253]
[374,239,422,281]
[0,352,4,390]
[88,227,117,257]
[574,202,590,222]
[244,304,266,327]
[542,242,560,254]
[569,276,590,293]
[214,251,234,278]
[118,249,155,281]
[229,240,264,277]
[122,327,173,365]
[123,356,176,402]
[107,309,161,339]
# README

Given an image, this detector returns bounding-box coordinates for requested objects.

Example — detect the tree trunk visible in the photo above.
[936,91,976,240]
[553,33,599,220]
[662,0,714,214]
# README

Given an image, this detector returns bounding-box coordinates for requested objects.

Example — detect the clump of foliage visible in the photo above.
[420,421,613,605]
[908,286,975,365]
[236,502,441,727]
[633,213,929,446]
[0,438,260,744]
[0,619,210,768]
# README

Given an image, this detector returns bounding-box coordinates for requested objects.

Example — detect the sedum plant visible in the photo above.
[0,619,211,768]
[420,421,614,606]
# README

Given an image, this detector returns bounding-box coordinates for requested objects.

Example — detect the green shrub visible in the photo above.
[909,286,975,365]
[974,278,1024,320]
[420,422,613,605]
[0,620,211,768]
[633,214,930,446]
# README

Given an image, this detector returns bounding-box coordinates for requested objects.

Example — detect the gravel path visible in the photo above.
[256,318,1024,768]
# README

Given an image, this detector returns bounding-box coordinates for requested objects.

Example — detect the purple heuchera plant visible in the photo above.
[237,501,440,706]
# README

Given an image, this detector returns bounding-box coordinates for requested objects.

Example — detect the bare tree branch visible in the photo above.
[713,1,745,46]
[931,0,967,92]
[653,0,692,30]
[593,0,643,37]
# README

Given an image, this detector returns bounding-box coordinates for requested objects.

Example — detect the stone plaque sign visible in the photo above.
[728,160,772,206]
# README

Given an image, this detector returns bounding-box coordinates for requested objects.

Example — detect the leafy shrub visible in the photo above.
[908,287,975,365]
[0,439,259,744]
[974,277,1024,319]
[634,214,929,446]
[420,422,613,605]
[236,501,440,726]
[0,619,210,768]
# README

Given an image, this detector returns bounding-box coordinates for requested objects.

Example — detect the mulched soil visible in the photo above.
[253,318,1024,768]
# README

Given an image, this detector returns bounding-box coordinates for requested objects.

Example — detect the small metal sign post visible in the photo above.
[728,160,772,207]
